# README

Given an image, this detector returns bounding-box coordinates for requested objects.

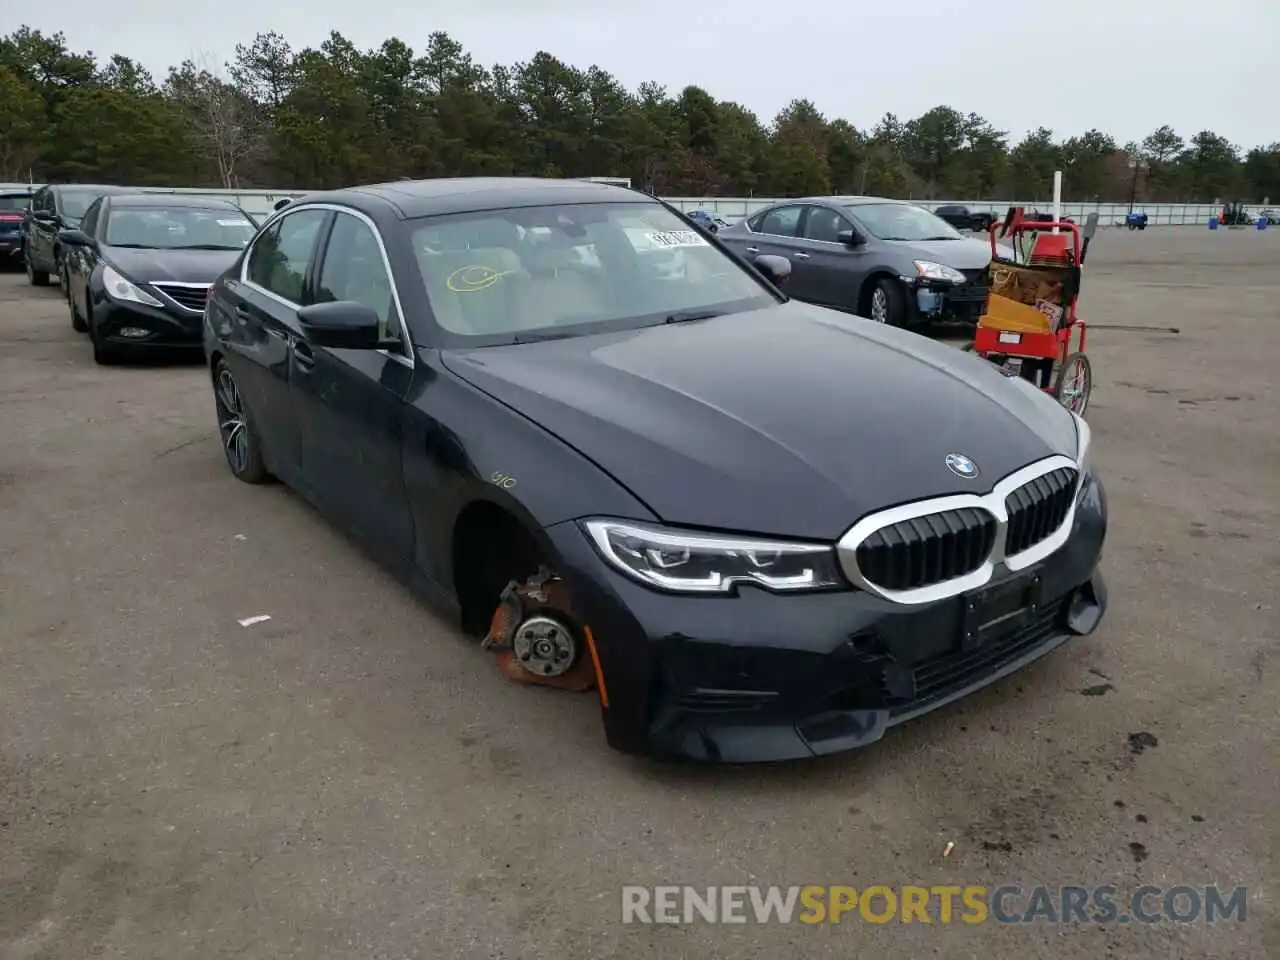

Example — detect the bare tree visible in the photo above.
[165,52,262,188]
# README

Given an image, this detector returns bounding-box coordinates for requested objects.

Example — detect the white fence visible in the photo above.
[126,186,1251,227]
[662,198,1240,227]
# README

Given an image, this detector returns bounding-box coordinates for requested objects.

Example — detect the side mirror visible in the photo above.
[753,254,791,287]
[836,229,864,247]
[297,300,385,349]
[34,209,55,222]
[57,229,91,247]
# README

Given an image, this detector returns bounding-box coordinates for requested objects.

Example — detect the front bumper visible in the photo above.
[93,296,205,350]
[545,472,1108,763]
[906,274,988,325]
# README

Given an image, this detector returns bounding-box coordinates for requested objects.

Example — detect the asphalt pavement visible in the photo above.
[1,228,1276,959]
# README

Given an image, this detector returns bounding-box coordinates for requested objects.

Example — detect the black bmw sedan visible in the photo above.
[60,193,257,364]
[203,177,1108,763]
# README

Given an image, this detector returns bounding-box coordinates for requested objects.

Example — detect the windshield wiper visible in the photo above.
[919,235,960,240]
[511,329,580,344]
[109,243,152,249]
[168,244,242,251]
[664,310,724,325]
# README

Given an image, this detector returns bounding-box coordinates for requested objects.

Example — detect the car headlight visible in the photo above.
[582,519,845,594]
[913,260,967,283]
[1071,412,1092,499]
[102,264,162,307]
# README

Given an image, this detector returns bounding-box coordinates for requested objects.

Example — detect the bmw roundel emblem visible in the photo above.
[945,453,979,479]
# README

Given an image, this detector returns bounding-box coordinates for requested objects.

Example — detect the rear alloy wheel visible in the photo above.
[1054,352,1092,416]
[868,278,906,326]
[213,361,270,484]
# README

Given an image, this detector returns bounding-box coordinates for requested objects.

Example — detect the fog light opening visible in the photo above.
[1066,580,1104,635]
[118,326,150,339]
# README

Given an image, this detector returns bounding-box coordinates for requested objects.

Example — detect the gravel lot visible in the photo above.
[1,228,1276,959]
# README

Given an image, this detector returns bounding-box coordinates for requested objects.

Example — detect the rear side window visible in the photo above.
[0,193,31,213]
[245,209,328,304]
[757,206,803,238]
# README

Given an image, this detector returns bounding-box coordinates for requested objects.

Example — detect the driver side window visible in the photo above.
[315,212,404,346]
[802,206,851,243]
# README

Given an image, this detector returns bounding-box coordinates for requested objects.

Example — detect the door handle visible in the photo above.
[293,341,315,369]
[233,306,252,323]
[792,252,811,260]
[745,246,760,254]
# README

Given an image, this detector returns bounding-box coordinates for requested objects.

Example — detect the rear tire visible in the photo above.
[213,359,271,484]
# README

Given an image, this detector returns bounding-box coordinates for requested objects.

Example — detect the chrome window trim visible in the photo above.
[835,454,1082,606]
[239,202,415,368]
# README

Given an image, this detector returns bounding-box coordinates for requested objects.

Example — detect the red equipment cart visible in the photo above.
[967,208,1094,416]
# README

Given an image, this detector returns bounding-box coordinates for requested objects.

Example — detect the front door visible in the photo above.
[797,205,869,312]
[293,209,417,567]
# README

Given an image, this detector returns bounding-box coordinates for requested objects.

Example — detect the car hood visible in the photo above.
[441,303,1081,539]
[886,237,997,270]
[105,246,241,284]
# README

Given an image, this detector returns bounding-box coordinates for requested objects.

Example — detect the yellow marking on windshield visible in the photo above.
[447,264,514,293]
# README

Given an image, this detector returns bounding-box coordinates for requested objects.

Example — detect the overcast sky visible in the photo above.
[31,0,1280,149]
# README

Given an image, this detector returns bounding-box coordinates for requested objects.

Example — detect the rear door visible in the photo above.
[223,206,332,483]
[746,204,819,300]
[28,189,56,271]
[293,208,416,566]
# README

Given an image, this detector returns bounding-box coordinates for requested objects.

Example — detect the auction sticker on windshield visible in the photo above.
[646,230,708,248]
[218,218,252,228]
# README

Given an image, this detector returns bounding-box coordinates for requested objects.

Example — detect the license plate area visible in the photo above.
[960,572,1042,652]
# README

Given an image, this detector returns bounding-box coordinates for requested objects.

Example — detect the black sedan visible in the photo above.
[60,194,257,364]
[204,177,1108,763]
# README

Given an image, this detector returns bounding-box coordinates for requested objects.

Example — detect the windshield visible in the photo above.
[845,203,964,242]
[104,207,257,250]
[60,190,107,219]
[409,201,776,342]
[0,194,31,212]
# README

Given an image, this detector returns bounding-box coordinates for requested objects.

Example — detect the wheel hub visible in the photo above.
[512,615,577,677]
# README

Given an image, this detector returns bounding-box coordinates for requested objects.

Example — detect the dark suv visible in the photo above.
[23,184,138,288]
[0,184,33,264]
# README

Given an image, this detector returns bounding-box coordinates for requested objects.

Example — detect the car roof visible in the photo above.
[107,193,244,210]
[798,196,913,206]
[287,177,654,219]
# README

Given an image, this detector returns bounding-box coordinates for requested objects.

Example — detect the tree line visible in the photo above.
[2,25,1277,204]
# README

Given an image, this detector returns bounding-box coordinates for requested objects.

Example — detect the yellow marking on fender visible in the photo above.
[583,627,609,708]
